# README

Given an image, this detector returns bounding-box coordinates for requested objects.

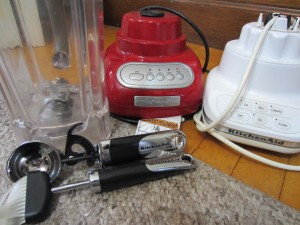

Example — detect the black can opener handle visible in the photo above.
[64,123,186,166]
[99,130,186,166]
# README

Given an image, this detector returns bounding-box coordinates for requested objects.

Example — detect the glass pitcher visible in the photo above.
[0,0,110,149]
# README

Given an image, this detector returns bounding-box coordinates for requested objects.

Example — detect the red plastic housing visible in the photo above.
[105,11,203,118]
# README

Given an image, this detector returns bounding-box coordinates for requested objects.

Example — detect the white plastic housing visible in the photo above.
[203,15,300,153]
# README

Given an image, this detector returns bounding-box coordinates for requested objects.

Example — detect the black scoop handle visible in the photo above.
[51,154,194,194]
[25,171,52,224]
[97,162,178,192]
[97,154,193,192]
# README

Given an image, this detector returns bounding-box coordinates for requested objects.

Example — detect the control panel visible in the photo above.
[217,95,300,134]
[117,62,194,89]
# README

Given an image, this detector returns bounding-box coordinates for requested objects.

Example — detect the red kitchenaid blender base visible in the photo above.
[104,10,204,119]
[105,44,203,118]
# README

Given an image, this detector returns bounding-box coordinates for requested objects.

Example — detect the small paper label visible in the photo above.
[135,116,182,135]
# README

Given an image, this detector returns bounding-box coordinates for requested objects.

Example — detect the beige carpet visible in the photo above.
[0,96,299,224]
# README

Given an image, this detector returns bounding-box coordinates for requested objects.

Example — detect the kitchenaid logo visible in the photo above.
[141,143,171,150]
[147,157,181,166]
[227,128,284,146]
[134,96,180,107]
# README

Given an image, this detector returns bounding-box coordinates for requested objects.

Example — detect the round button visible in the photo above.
[129,73,144,81]
[166,73,175,81]
[146,74,155,81]
[275,120,290,130]
[252,115,267,125]
[156,74,165,81]
[238,99,252,110]
[231,111,250,121]
[270,106,283,116]
[255,103,268,113]
[176,73,184,80]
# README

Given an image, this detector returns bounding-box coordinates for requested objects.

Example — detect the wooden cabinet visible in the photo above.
[104,0,300,50]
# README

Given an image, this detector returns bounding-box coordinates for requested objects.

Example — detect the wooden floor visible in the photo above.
[104,26,300,212]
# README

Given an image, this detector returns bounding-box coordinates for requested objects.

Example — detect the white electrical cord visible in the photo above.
[193,15,300,171]
[194,15,278,132]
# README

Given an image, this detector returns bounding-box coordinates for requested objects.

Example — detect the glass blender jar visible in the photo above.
[0,0,110,148]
